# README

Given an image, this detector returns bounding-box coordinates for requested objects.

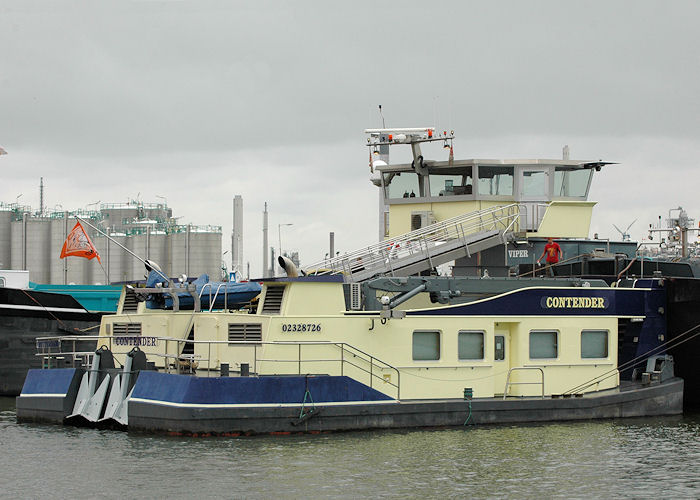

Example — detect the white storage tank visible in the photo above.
[0,209,13,268]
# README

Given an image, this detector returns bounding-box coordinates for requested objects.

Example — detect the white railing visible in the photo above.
[304,203,522,279]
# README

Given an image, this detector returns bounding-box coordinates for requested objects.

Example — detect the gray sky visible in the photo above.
[2,1,700,277]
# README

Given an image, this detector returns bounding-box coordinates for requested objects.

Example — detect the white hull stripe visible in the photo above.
[130,397,398,409]
[19,393,68,398]
[0,304,87,314]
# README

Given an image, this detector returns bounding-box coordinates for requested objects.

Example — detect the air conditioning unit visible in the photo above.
[411,211,436,231]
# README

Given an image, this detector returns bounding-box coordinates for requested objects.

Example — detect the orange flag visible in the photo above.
[60,221,101,263]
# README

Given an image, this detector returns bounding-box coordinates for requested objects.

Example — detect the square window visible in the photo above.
[581,330,608,358]
[458,331,484,360]
[413,331,440,360]
[530,331,558,359]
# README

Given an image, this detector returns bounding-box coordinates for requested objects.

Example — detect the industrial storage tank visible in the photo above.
[10,218,24,271]
[0,209,13,269]
[23,217,52,283]
[104,232,129,284]
[188,226,223,279]
[168,229,188,277]
[49,216,69,284]
[127,231,149,281]
[147,230,168,277]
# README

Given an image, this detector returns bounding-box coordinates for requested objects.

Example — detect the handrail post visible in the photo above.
[340,344,344,376]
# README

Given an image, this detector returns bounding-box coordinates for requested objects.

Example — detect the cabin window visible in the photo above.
[477,166,514,196]
[494,335,505,361]
[0,277,5,287]
[383,172,420,199]
[522,170,547,197]
[413,330,440,360]
[458,331,484,360]
[581,330,608,358]
[429,169,473,197]
[529,330,558,359]
[553,167,593,198]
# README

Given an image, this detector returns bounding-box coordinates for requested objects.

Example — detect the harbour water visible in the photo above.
[1,397,698,499]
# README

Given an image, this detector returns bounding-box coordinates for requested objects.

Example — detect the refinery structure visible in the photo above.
[0,199,222,285]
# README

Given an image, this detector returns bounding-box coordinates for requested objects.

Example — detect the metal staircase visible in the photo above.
[305,204,522,282]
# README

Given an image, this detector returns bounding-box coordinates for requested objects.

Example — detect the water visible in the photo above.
[1,398,698,499]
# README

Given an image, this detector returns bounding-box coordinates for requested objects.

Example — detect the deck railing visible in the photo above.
[35,335,401,399]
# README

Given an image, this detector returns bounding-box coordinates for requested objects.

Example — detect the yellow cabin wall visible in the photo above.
[529,201,596,238]
[387,200,505,238]
[386,199,595,240]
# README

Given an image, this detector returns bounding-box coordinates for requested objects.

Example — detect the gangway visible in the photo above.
[305,204,522,282]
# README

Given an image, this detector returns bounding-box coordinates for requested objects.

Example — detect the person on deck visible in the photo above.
[537,237,563,277]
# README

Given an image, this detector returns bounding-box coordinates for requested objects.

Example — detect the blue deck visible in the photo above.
[20,368,79,395]
[131,372,394,405]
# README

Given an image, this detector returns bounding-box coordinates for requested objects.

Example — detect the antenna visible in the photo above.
[378,105,386,128]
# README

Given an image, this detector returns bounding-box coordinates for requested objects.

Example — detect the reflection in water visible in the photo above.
[1,398,698,498]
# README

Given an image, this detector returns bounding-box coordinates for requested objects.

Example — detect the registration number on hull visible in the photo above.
[281,323,322,333]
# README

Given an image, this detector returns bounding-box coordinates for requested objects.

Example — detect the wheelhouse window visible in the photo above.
[413,330,440,360]
[529,330,558,359]
[458,331,484,360]
[477,166,514,196]
[553,167,593,198]
[522,170,547,197]
[428,167,473,197]
[581,330,608,358]
[383,172,420,199]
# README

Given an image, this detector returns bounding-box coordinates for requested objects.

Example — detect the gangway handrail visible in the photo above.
[304,203,521,279]
[503,367,545,399]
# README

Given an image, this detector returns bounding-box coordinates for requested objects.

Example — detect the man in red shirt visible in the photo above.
[537,237,563,276]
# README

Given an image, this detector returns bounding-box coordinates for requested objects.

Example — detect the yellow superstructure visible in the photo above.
[98,278,624,401]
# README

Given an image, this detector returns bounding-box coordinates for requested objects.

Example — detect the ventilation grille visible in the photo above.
[113,323,142,336]
[228,323,262,343]
[261,286,285,314]
[121,289,139,313]
[350,282,362,310]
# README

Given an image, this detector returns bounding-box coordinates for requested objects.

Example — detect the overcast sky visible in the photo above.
[2,1,700,277]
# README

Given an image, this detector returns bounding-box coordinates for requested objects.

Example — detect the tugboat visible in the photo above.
[16,127,684,434]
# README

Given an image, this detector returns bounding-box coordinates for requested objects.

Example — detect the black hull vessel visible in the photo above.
[0,287,103,396]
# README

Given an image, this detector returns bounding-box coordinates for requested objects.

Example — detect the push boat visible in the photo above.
[17,128,685,434]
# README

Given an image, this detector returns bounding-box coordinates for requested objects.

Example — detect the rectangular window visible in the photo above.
[477,166,514,196]
[383,172,421,199]
[429,169,473,197]
[522,170,547,197]
[413,331,440,360]
[529,330,558,359]
[581,330,608,358]
[494,335,505,361]
[458,331,484,360]
[553,167,593,198]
